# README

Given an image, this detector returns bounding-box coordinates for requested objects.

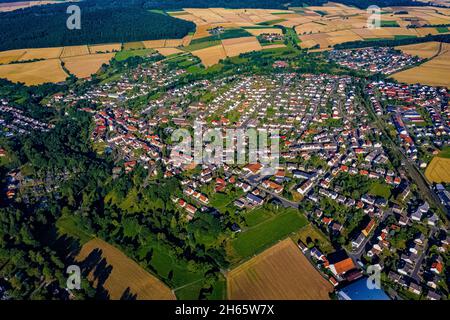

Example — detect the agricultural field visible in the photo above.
[425,149,450,183]
[18,47,63,61]
[191,44,227,67]
[391,43,450,88]
[76,238,176,300]
[0,59,67,85]
[142,40,167,49]
[60,45,90,58]
[0,49,27,64]
[227,208,308,264]
[154,47,184,57]
[227,239,333,300]
[395,41,442,58]
[0,0,65,13]
[62,53,115,78]
[114,49,156,62]
[246,28,284,36]
[222,37,262,57]
[123,42,146,50]
[89,43,122,54]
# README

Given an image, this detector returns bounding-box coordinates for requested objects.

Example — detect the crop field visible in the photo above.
[155,47,184,57]
[246,28,283,36]
[228,208,307,264]
[395,41,442,58]
[89,44,122,54]
[165,39,184,47]
[227,239,333,300]
[425,154,450,183]
[76,238,176,300]
[0,59,67,85]
[62,53,115,78]
[222,37,262,57]
[0,49,27,64]
[0,0,64,12]
[391,43,450,87]
[18,47,63,61]
[115,49,156,61]
[123,42,146,50]
[191,44,227,67]
[61,45,90,58]
[142,40,167,49]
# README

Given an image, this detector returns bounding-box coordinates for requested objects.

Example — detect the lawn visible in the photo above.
[436,27,449,33]
[244,207,274,227]
[369,181,392,200]
[229,209,308,264]
[438,145,450,158]
[291,223,334,254]
[56,214,94,244]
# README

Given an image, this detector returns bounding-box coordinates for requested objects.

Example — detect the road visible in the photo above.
[362,92,448,217]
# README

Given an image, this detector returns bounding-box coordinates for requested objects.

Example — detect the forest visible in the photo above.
[0,0,195,51]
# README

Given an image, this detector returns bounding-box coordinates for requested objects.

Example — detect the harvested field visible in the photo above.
[18,47,63,61]
[123,42,145,50]
[261,44,286,50]
[142,40,167,49]
[192,44,227,66]
[246,28,283,36]
[62,53,114,78]
[222,37,262,57]
[76,238,176,300]
[425,156,450,183]
[165,39,184,47]
[89,44,122,54]
[154,47,184,57]
[391,43,450,88]
[0,49,27,64]
[0,59,67,85]
[395,41,441,59]
[227,239,333,300]
[61,45,90,58]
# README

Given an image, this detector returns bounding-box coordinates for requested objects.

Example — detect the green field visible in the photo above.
[56,214,94,244]
[229,209,308,263]
[257,19,287,26]
[381,20,400,27]
[369,181,392,200]
[244,207,274,227]
[115,48,155,61]
[436,27,449,33]
[438,146,450,158]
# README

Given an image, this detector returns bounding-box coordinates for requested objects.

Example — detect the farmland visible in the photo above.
[228,208,308,264]
[76,238,176,300]
[227,239,333,300]
[0,59,67,85]
[391,43,450,88]
[62,53,115,78]
[395,41,442,58]
[191,45,227,67]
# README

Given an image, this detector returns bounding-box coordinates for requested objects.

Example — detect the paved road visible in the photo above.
[362,93,448,217]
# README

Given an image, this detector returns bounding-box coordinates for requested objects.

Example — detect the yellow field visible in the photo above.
[0,49,27,64]
[142,40,167,49]
[17,47,63,61]
[0,59,68,85]
[123,42,145,50]
[165,39,184,47]
[62,53,115,78]
[192,44,227,66]
[227,239,333,300]
[76,238,176,300]
[395,41,441,59]
[391,43,450,87]
[89,44,122,54]
[154,47,184,57]
[246,28,283,36]
[261,44,286,50]
[222,37,262,57]
[61,45,90,58]
[425,156,450,183]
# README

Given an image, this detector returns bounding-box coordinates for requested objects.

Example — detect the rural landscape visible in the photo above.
[0,0,449,306]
